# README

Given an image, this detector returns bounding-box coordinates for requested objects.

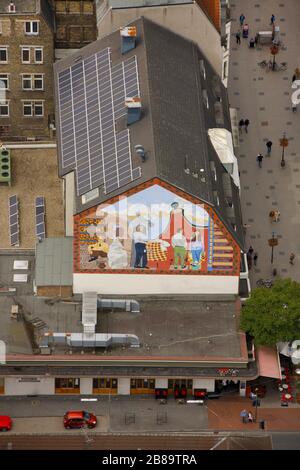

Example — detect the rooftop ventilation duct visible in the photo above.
[97,298,140,313]
[39,293,141,351]
[125,97,142,125]
[120,26,137,54]
[41,332,140,348]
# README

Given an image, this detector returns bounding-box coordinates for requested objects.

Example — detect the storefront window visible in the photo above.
[55,378,80,389]
[130,379,136,389]
[168,379,193,389]
[93,378,118,389]
[130,378,155,390]
[111,379,117,389]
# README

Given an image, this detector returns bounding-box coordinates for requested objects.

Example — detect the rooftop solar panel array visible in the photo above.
[35,196,45,241]
[57,47,141,197]
[9,195,19,246]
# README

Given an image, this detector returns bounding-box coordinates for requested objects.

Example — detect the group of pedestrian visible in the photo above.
[254,141,273,167]
[289,253,295,265]
[269,210,280,222]
[239,119,250,133]
[247,246,258,269]
[240,409,254,424]
[236,13,275,47]
[292,68,300,84]
[256,153,263,168]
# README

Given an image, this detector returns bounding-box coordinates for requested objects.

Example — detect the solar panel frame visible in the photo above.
[57,48,142,197]
[35,196,45,241]
[9,195,19,247]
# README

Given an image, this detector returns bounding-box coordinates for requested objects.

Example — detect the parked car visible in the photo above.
[63,411,97,429]
[0,416,12,432]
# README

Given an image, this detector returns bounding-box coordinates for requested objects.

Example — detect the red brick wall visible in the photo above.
[196,0,221,32]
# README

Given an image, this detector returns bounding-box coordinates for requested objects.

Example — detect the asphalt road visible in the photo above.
[271,432,300,450]
[0,396,209,433]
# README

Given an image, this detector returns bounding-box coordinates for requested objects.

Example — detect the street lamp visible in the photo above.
[268,232,278,264]
[254,387,259,423]
[279,132,289,167]
[270,44,279,71]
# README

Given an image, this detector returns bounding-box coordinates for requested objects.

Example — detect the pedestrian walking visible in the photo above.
[269,210,276,222]
[240,13,245,27]
[239,119,245,132]
[270,14,275,25]
[236,31,241,45]
[247,252,252,270]
[293,68,300,83]
[256,153,263,168]
[289,253,295,265]
[244,119,250,133]
[253,252,258,266]
[249,38,255,48]
[248,246,254,256]
[248,412,253,423]
[274,210,280,222]
[266,140,273,155]
[242,24,249,39]
[240,409,248,424]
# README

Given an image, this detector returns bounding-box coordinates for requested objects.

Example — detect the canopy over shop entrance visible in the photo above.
[257,346,282,379]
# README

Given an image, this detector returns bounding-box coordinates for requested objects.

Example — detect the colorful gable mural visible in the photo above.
[75,183,239,274]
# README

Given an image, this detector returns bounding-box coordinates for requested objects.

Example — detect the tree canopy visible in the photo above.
[240,278,300,346]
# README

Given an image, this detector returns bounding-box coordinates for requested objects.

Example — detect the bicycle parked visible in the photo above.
[258,60,287,72]
[256,279,273,288]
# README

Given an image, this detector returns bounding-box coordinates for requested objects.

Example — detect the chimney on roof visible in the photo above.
[8,2,16,12]
[120,26,137,54]
[125,97,142,125]
[135,144,146,162]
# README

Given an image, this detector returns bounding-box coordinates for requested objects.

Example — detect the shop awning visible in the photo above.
[257,346,282,379]
[208,128,240,188]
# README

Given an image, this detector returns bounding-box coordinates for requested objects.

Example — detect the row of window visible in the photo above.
[0,47,43,64]
[54,378,194,390]
[0,20,40,36]
[0,74,44,90]
[55,1,94,15]
[0,100,44,117]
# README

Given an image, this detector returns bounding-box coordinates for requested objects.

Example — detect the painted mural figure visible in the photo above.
[171,228,187,269]
[132,225,148,268]
[107,238,128,269]
[190,231,204,268]
[78,184,236,273]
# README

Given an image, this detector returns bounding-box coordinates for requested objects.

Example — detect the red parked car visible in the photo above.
[63,411,97,429]
[0,416,12,432]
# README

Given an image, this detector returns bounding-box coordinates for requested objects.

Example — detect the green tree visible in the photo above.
[240,278,300,346]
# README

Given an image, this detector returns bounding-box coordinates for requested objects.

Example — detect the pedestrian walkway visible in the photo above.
[228,0,300,284]
[207,397,300,431]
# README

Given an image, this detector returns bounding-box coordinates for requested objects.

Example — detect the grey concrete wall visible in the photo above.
[5,377,55,395]
[97,4,222,75]
[117,377,130,395]
[80,377,93,395]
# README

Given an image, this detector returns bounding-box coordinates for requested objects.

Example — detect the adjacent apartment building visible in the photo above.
[95,0,223,76]
[52,0,97,52]
[0,0,55,140]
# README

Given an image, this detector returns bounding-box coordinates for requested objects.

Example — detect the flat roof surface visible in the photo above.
[35,237,73,286]
[96,296,245,361]
[0,292,247,363]
[0,148,64,249]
